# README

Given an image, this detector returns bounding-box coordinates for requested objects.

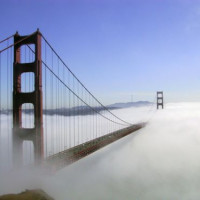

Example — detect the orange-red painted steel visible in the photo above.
[13,30,43,166]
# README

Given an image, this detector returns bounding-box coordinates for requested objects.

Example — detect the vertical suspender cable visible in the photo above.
[51,49,53,155]
[0,53,1,165]
[77,82,79,145]
[62,63,65,150]
[6,40,9,166]
[56,57,58,152]
[73,76,75,146]
[9,44,12,166]
[45,41,47,157]
[68,70,71,148]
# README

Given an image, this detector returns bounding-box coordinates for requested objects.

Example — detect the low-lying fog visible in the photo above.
[1,102,200,200]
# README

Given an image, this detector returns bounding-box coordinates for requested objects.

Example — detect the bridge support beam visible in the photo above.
[13,30,43,167]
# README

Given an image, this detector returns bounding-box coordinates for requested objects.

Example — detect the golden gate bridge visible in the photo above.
[0,30,157,172]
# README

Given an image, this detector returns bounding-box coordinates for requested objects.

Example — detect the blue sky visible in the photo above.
[1,0,200,104]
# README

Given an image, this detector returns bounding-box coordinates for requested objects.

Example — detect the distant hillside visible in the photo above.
[0,101,152,117]
[109,101,152,108]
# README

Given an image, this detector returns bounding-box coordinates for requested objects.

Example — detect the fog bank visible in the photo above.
[1,102,200,200]
[44,102,200,200]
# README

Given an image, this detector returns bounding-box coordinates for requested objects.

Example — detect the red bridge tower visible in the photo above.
[13,30,43,166]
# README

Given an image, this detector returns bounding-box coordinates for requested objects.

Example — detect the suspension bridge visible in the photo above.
[0,30,155,172]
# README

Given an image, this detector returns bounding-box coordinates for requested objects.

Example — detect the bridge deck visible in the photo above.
[44,123,146,172]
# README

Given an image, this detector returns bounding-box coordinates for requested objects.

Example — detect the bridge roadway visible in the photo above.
[44,123,146,171]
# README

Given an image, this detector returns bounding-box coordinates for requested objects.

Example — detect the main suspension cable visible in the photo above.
[0,34,14,44]
[0,32,35,54]
[41,35,132,126]
[27,44,130,126]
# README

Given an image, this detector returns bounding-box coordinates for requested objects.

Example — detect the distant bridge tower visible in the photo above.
[157,91,164,109]
[13,30,43,166]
